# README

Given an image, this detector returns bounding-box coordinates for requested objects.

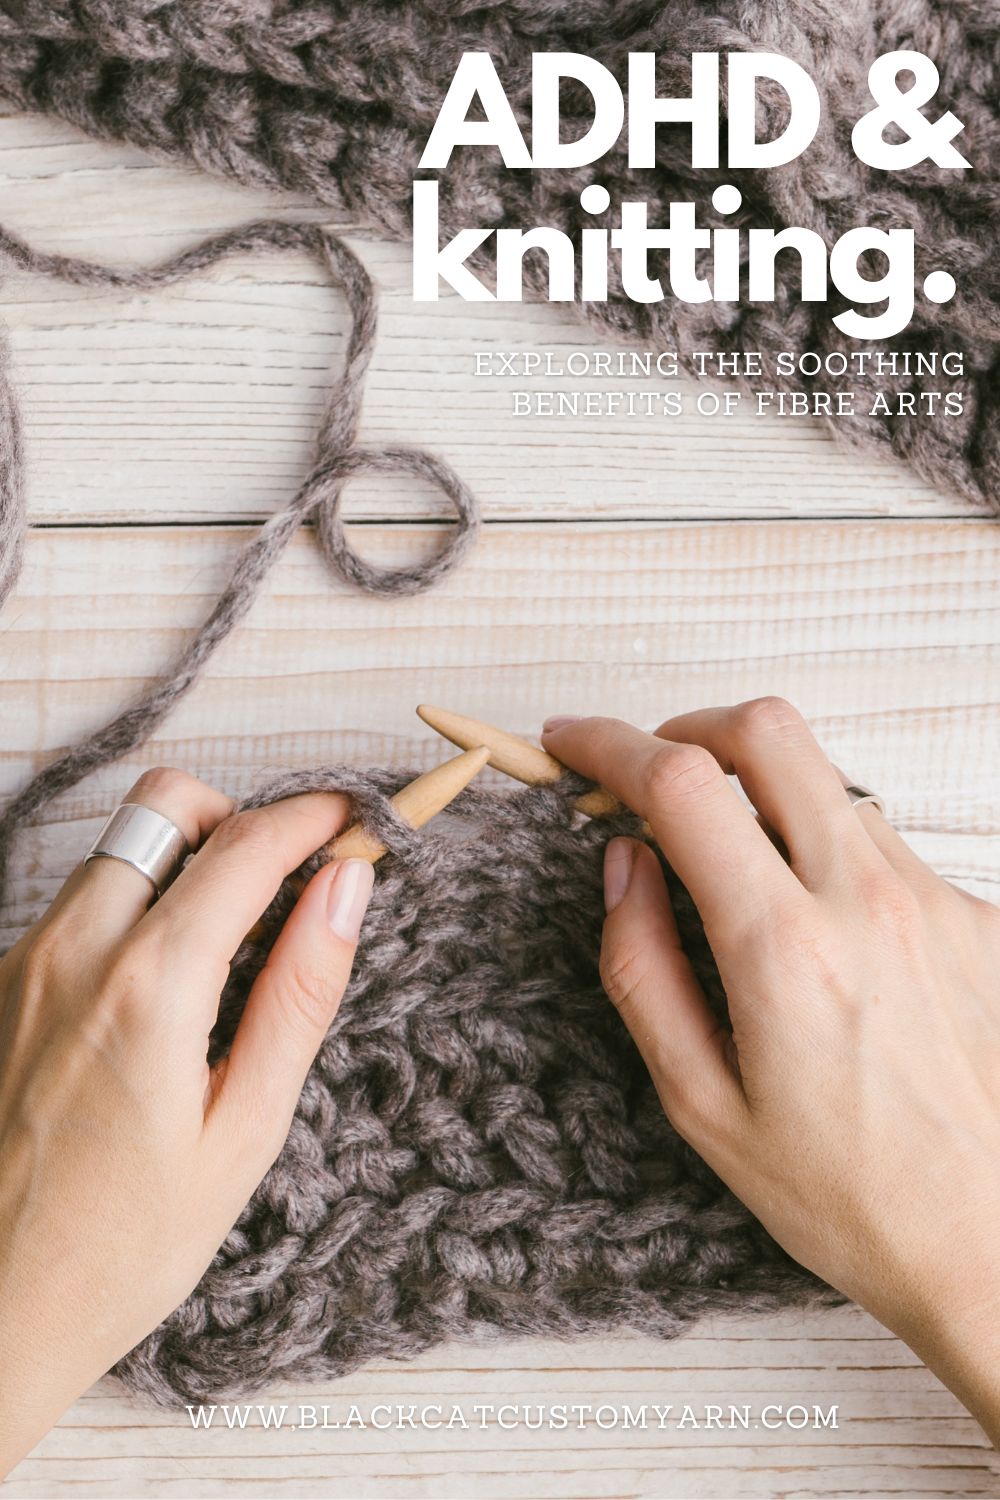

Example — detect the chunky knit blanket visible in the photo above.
[1,0,998,509]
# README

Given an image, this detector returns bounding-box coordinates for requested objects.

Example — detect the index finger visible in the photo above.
[143,791,353,965]
[541,716,804,946]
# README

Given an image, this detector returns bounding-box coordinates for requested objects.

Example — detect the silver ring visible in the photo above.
[84,803,191,896]
[845,783,886,816]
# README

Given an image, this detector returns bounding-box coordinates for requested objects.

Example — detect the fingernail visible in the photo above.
[327,859,375,941]
[604,837,638,913]
[543,715,581,732]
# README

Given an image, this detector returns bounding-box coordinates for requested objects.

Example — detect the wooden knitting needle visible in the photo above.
[416,704,622,819]
[245,747,490,944]
[325,745,491,863]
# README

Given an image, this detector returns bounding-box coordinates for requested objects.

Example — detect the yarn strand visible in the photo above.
[0,219,480,910]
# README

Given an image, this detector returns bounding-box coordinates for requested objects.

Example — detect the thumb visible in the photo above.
[600,838,744,1144]
[215,858,374,1151]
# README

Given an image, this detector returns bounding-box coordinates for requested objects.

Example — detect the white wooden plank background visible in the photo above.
[1,106,997,1500]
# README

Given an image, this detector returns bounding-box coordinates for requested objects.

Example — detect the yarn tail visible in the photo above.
[0,220,480,922]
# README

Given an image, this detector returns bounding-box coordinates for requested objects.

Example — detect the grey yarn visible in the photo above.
[115,766,829,1407]
[0,0,998,508]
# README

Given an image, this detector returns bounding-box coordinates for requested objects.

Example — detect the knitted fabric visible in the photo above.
[117,767,825,1406]
[0,0,998,509]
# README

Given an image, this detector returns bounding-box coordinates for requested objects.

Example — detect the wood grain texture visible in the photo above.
[1,107,999,1500]
[0,106,976,528]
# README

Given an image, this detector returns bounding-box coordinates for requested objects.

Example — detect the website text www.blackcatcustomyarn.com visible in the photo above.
[185,1401,840,1433]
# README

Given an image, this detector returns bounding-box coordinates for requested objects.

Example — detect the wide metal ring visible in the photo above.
[844,783,886,817]
[84,803,191,896]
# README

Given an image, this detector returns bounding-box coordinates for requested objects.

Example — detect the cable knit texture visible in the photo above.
[0,0,998,506]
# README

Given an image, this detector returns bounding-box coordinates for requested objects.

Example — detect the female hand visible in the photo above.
[543,701,1000,1445]
[0,769,374,1475]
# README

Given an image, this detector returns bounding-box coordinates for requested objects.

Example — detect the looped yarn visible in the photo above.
[239,765,433,862]
[313,446,481,597]
[0,216,480,907]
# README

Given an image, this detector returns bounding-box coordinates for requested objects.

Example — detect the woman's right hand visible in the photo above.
[544,701,1000,1446]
